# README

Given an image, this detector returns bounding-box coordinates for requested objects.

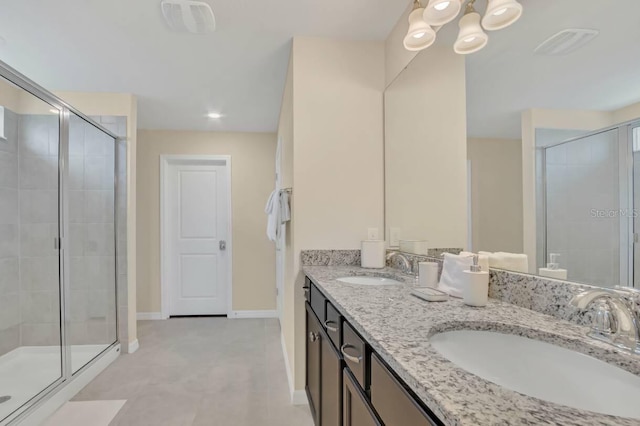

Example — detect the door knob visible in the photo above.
[219,240,226,250]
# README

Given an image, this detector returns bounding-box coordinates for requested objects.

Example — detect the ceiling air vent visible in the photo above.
[534,29,599,56]
[161,0,216,34]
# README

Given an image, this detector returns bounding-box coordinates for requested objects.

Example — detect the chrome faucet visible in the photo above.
[570,287,640,354]
[386,251,413,274]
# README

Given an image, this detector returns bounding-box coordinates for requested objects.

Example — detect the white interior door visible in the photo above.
[165,158,229,316]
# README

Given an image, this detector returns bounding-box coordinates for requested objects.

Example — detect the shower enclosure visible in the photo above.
[537,121,640,289]
[0,64,121,424]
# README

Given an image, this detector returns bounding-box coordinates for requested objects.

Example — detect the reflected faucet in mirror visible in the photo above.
[386,251,413,275]
[570,288,640,355]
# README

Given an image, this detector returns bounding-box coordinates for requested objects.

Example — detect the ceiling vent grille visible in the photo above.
[534,29,599,56]
[161,0,216,34]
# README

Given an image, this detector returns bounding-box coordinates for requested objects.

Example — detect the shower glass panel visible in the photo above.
[545,129,622,287]
[0,78,63,422]
[68,113,117,374]
[633,125,640,289]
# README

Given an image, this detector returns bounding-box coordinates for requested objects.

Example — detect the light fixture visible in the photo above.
[402,0,523,55]
[423,0,461,26]
[482,0,522,31]
[454,2,488,55]
[403,0,437,51]
[207,112,223,119]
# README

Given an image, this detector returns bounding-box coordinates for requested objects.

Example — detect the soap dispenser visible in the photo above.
[538,253,568,280]
[463,255,489,307]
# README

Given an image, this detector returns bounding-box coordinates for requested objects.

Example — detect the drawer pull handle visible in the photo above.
[324,320,339,333]
[309,332,319,343]
[341,344,362,364]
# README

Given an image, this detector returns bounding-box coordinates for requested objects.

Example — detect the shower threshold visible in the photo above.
[0,344,109,422]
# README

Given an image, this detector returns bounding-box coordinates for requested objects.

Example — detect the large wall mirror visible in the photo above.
[384,0,640,289]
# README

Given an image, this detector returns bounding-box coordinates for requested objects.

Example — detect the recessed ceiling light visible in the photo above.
[207,112,223,119]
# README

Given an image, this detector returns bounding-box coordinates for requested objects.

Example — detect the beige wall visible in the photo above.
[613,101,640,124]
[278,37,386,395]
[277,54,295,392]
[468,138,523,253]
[384,2,418,88]
[384,45,468,249]
[136,130,277,314]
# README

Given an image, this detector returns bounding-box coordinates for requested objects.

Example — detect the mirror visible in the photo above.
[384,0,640,289]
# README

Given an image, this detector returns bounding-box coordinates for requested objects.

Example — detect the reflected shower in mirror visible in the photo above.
[384,0,640,289]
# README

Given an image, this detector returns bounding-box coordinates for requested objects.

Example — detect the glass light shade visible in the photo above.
[423,0,462,26]
[403,8,437,51]
[482,0,523,31]
[454,12,488,55]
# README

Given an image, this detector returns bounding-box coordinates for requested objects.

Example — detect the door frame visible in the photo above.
[160,154,233,319]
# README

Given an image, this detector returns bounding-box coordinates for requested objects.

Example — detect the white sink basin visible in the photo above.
[336,276,402,286]
[430,330,640,419]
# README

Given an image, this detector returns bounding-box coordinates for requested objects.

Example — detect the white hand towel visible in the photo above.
[438,253,474,298]
[265,189,279,242]
[279,191,291,224]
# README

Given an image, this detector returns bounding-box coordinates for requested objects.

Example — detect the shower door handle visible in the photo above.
[219,240,226,251]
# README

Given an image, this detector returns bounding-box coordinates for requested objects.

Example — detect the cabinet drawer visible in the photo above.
[341,321,367,390]
[324,301,342,350]
[310,283,326,324]
[370,353,439,426]
[343,368,381,426]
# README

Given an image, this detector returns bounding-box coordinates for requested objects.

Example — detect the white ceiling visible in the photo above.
[0,0,407,131]
[464,0,640,139]
[2,1,638,138]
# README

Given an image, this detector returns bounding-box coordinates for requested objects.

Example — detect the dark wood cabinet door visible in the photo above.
[306,302,322,425]
[343,369,381,426]
[371,353,439,426]
[321,328,342,426]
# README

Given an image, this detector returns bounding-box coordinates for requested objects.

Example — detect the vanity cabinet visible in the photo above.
[305,277,445,426]
[306,302,323,425]
[343,369,382,426]
[321,327,343,426]
[370,353,438,426]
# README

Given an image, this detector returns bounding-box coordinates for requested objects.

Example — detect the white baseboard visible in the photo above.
[229,310,278,319]
[136,312,165,320]
[127,339,139,354]
[291,390,308,406]
[280,331,308,406]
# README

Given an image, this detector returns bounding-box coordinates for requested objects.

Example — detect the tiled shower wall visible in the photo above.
[544,129,621,287]
[0,109,127,356]
[0,108,21,355]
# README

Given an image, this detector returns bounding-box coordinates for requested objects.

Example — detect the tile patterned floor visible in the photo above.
[73,318,313,426]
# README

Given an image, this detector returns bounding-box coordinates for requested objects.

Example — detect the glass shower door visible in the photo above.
[632,125,640,289]
[0,78,63,422]
[67,113,117,374]
[545,128,623,287]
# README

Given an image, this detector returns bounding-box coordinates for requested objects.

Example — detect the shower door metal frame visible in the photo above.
[0,60,121,425]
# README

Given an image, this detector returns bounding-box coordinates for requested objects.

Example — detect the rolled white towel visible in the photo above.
[494,252,529,273]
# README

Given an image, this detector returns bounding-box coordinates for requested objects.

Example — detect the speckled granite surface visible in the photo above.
[303,265,640,426]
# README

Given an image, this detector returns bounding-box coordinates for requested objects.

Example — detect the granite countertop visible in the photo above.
[303,265,640,426]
